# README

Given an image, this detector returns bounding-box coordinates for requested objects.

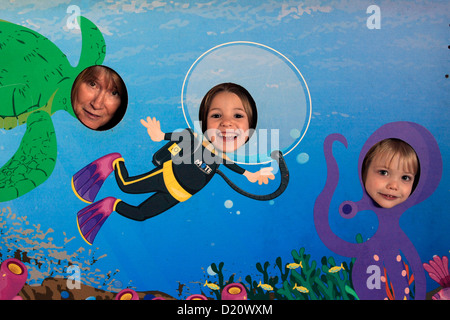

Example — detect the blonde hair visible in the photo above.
[362,138,420,191]
[198,83,257,134]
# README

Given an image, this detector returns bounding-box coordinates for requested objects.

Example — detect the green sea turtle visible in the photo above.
[0,16,106,202]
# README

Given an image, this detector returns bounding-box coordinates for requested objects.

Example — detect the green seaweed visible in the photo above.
[201,234,363,300]
[278,235,362,300]
[278,248,358,300]
[208,262,236,300]
[345,285,360,300]
[244,261,281,300]
[205,247,358,300]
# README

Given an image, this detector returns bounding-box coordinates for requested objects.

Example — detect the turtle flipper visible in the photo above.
[0,111,56,202]
[76,16,106,69]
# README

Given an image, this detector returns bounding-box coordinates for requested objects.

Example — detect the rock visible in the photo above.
[18,277,175,300]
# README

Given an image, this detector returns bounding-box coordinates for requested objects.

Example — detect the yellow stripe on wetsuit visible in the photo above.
[114,158,191,203]
[114,157,163,186]
[163,160,192,202]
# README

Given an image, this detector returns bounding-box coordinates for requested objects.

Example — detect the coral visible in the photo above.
[222,283,247,300]
[0,205,124,292]
[208,262,237,300]
[423,255,450,300]
[423,256,450,288]
[0,205,177,300]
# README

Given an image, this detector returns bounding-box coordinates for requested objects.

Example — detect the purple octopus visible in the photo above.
[314,121,442,300]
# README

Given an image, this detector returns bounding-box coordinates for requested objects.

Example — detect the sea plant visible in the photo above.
[202,234,363,300]
[277,248,356,300]
[208,262,236,300]
[204,248,358,300]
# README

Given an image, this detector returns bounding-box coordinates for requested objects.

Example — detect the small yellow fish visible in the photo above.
[286,262,303,269]
[204,280,220,290]
[257,280,273,291]
[328,263,345,273]
[293,283,309,293]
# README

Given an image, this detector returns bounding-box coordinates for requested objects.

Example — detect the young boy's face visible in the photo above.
[205,91,250,153]
[364,152,416,208]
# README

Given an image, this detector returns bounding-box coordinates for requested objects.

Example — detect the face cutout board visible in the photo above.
[0,1,448,304]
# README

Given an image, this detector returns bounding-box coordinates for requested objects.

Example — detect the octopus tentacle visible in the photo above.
[313,133,360,257]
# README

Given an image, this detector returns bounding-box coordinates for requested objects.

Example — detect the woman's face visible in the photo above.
[73,69,121,130]
[205,91,250,153]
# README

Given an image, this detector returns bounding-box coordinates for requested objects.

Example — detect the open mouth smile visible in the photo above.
[217,131,239,141]
[379,193,399,201]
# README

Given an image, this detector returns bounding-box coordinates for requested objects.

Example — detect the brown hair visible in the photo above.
[71,65,128,131]
[198,83,257,134]
[362,138,420,191]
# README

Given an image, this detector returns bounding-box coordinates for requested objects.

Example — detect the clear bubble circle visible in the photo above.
[296,152,310,164]
[181,41,311,164]
[224,200,233,209]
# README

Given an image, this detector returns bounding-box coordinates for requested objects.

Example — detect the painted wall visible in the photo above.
[0,0,448,301]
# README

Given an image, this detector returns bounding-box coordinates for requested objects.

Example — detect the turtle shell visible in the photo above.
[0,17,106,129]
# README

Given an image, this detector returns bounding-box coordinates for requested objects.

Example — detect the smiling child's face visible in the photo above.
[364,152,416,208]
[205,91,250,153]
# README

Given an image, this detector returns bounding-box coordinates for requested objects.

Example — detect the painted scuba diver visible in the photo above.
[0,17,106,202]
[314,121,442,300]
[72,83,289,245]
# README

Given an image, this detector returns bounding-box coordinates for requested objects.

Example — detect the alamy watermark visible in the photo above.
[66,265,81,289]
[169,121,280,167]
[66,5,81,30]
[367,5,381,29]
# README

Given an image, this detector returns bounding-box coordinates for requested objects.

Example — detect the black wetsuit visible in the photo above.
[113,129,245,221]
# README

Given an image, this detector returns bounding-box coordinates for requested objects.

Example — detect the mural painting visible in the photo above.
[0,0,448,306]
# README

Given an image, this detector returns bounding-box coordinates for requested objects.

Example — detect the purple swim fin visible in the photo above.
[77,197,120,245]
[72,153,123,203]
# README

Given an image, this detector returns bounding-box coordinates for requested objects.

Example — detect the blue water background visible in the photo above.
[1,0,448,297]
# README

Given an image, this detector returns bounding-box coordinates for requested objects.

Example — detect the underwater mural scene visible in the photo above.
[0,0,449,306]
